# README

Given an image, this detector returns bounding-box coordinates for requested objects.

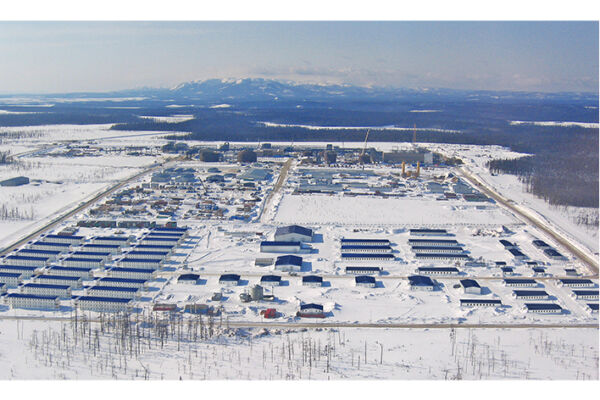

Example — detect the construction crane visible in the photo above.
[360,129,370,157]
[412,123,417,144]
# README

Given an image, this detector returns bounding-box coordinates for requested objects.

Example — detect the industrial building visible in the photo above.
[274,255,303,272]
[460,299,502,308]
[125,250,169,260]
[16,249,60,260]
[108,267,156,280]
[298,303,325,318]
[96,277,147,288]
[260,275,282,287]
[134,244,173,254]
[302,275,323,287]
[43,234,84,245]
[501,266,515,276]
[557,279,595,288]
[255,258,274,267]
[140,237,180,247]
[2,255,50,267]
[523,303,563,314]
[571,290,599,300]
[21,283,71,298]
[93,236,131,246]
[76,296,133,313]
[81,243,121,254]
[408,238,459,247]
[0,265,41,278]
[119,258,162,269]
[504,278,538,287]
[513,290,550,300]
[71,251,111,261]
[219,273,241,286]
[341,253,394,261]
[260,241,302,253]
[5,293,59,310]
[86,286,140,299]
[63,257,105,268]
[341,238,390,246]
[586,303,599,314]
[408,275,435,291]
[177,274,200,284]
[417,267,460,276]
[0,272,22,287]
[274,225,313,242]
[35,274,83,288]
[460,279,481,295]
[46,266,93,279]
[410,228,448,236]
[414,253,468,261]
[341,245,393,254]
[411,246,463,254]
[345,266,381,275]
[355,275,376,288]
[30,241,71,252]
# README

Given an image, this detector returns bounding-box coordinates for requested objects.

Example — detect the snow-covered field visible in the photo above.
[0,318,596,380]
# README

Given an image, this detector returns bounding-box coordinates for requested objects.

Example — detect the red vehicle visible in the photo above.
[261,308,277,319]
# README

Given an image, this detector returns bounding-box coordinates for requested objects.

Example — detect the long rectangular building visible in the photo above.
[86,285,140,299]
[0,272,23,287]
[134,244,174,253]
[35,274,82,288]
[557,279,595,288]
[341,245,393,254]
[513,290,549,300]
[345,266,382,275]
[417,267,460,276]
[571,290,599,300]
[5,293,59,310]
[46,266,93,279]
[119,258,162,269]
[411,246,463,254]
[0,265,41,278]
[95,277,147,289]
[125,251,169,260]
[93,236,131,246]
[524,303,563,314]
[21,283,71,298]
[16,249,61,260]
[71,251,112,261]
[410,228,448,236]
[414,253,469,261]
[260,241,302,253]
[30,241,72,252]
[408,238,460,247]
[62,257,104,268]
[504,278,537,287]
[76,296,133,313]
[2,255,50,267]
[43,234,84,244]
[108,267,156,280]
[460,299,502,307]
[341,238,390,246]
[140,237,180,246]
[341,253,394,261]
[80,243,122,254]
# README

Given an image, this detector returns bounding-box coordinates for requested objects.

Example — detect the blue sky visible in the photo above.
[0,21,597,94]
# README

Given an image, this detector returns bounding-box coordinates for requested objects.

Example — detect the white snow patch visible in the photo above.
[509,120,599,129]
[259,122,460,133]
[138,115,195,123]
[210,104,232,109]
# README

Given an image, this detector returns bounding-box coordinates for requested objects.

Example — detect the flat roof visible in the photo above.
[6,293,58,300]
[524,303,562,311]
[77,296,132,303]
[88,286,139,292]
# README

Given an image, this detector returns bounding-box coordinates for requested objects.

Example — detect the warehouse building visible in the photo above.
[46,266,93,279]
[260,241,302,253]
[93,236,131,247]
[177,274,200,284]
[302,275,323,288]
[17,249,60,260]
[460,299,502,308]
[125,250,169,260]
[108,267,156,280]
[499,240,517,249]
[86,286,140,299]
[153,226,189,237]
[96,277,147,289]
[119,258,162,269]
[81,243,121,254]
[408,275,435,291]
[76,296,133,313]
[557,279,595,288]
[274,255,303,272]
[145,232,183,243]
[508,248,528,260]
[513,290,550,300]
[504,278,538,287]
[260,275,282,287]
[5,293,59,310]
[571,290,599,300]
[345,266,381,275]
[0,265,41,278]
[219,274,241,286]
[43,234,84,245]
[341,253,395,261]
[298,303,325,318]
[355,275,376,288]
[0,272,22,287]
[341,245,393,254]
[30,241,72,252]
[543,248,565,261]
[532,239,551,249]
[411,246,463,254]
[3,255,50,267]
[21,283,71,298]
[523,303,563,314]
[460,279,482,295]
[341,238,390,246]
[417,267,460,276]
[63,257,104,268]
[35,274,83,288]
[71,251,111,261]
[134,244,173,254]
[274,225,313,242]
[140,237,180,247]
[408,238,460,247]
[410,228,448,236]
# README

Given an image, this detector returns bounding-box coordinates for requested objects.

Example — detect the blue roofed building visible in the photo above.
[274,225,313,242]
[274,255,303,272]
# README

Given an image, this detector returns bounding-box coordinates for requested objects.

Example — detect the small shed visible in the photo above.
[460,279,481,295]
